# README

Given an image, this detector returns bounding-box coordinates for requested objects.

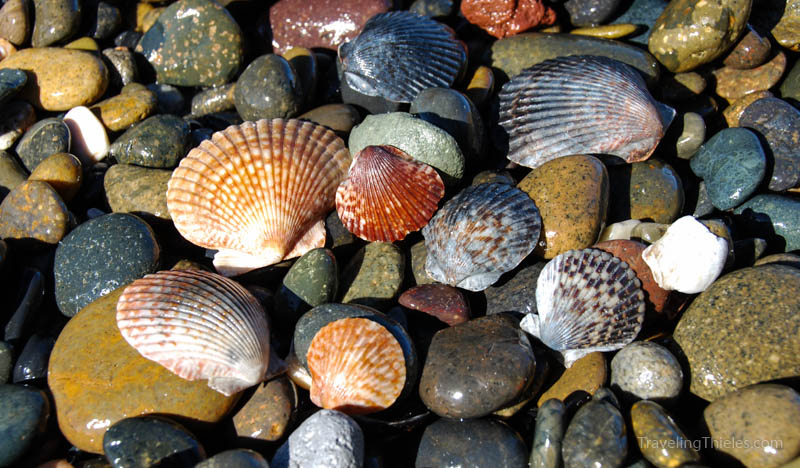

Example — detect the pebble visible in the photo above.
[608,158,684,225]
[12,333,54,383]
[232,376,297,442]
[108,114,190,168]
[674,265,800,401]
[31,0,80,47]
[103,164,171,221]
[299,104,361,136]
[739,97,800,191]
[536,352,607,406]
[704,384,800,468]
[610,341,683,401]
[723,90,772,128]
[410,87,484,164]
[28,153,82,202]
[90,88,157,132]
[690,128,766,210]
[734,194,800,252]
[610,0,668,44]
[283,47,317,108]
[410,240,435,286]
[416,418,528,468]
[631,400,701,468]
[713,52,786,101]
[48,286,237,452]
[272,409,364,468]
[660,72,707,101]
[339,242,404,309]
[197,449,269,468]
[770,0,800,51]
[0,100,35,150]
[4,267,44,345]
[0,342,11,383]
[0,384,49,466]
[517,155,609,259]
[0,68,25,105]
[349,112,465,187]
[723,25,772,69]
[562,389,627,468]
[63,106,109,165]
[465,65,494,108]
[530,399,565,468]
[419,314,536,418]
[399,284,470,326]
[0,47,108,111]
[409,0,454,17]
[64,36,99,51]
[754,253,800,268]
[147,83,185,115]
[53,212,160,317]
[16,117,71,172]
[781,59,800,102]
[630,222,668,243]
[274,248,338,318]
[190,83,235,117]
[135,0,243,87]
[233,54,302,121]
[675,112,705,159]
[598,219,642,242]
[564,0,621,26]
[0,0,29,45]
[461,0,555,39]
[0,149,28,199]
[101,47,137,88]
[90,2,122,40]
[103,417,206,468]
[0,180,69,246]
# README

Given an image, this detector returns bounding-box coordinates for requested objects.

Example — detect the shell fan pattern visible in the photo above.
[338,11,468,103]
[166,119,351,277]
[116,269,271,396]
[498,55,675,169]
[520,248,646,368]
[422,183,541,292]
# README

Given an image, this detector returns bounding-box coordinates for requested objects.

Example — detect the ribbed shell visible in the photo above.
[520,248,646,367]
[338,11,467,103]
[498,55,675,169]
[167,119,351,276]
[335,145,444,242]
[422,183,541,291]
[116,269,271,396]
[307,317,406,415]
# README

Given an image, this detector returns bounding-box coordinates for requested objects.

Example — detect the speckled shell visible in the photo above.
[167,119,351,276]
[338,11,467,103]
[520,248,646,367]
[307,317,406,415]
[116,269,271,396]
[335,145,444,242]
[499,55,675,169]
[422,183,541,291]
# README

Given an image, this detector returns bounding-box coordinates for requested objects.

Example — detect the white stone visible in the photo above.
[272,409,364,468]
[642,215,727,294]
[598,219,642,242]
[64,105,109,165]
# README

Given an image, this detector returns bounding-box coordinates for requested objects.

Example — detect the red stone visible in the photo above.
[398,284,470,326]
[460,0,556,39]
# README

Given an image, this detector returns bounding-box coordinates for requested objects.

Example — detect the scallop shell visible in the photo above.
[116,269,271,396]
[335,145,444,242]
[498,55,675,169]
[167,119,351,276]
[338,11,467,103]
[520,248,646,368]
[422,183,541,291]
[306,317,406,415]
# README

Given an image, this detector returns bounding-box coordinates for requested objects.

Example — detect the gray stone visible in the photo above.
[234,54,302,121]
[275,248,338,318]
[31,0,80,47]
[739,97,800,191]
[416,418,528,468]
[16,117,70,172]
[530,399,565,468]
[410,87,484,164]
[562,390,627,468]
[565,0,621,26]
[272,409,364,468]
[197,449,269,468]
[103,416,206,468]
[734,194,800,252]
[0,384,49,466]
[611,341,683,401]
[109,114,190,168]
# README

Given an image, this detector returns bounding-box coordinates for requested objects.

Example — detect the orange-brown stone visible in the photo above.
[461,0,556,39]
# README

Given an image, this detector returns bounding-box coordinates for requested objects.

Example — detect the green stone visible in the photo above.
[734,194,800,252]
[340,242,405,309]
[104,164,172,220]
[0,180,69,246]
[609,158,684,224]
[275,248,338,317]
[0,150,27,201]
[233,54,302,121]
[0,384,49,466]
[108,114,190,168]
[0,342,11,383]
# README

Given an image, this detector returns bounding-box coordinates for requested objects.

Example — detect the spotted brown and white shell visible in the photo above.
[335,145,444,242]
[520,248,646,367]
[422,183,541,291]
[498,55,675,169]
[166,119,351,276]
[306,317,406,415]
[116,269,271,396]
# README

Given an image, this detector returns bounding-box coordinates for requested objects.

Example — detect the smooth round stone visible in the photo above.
[410,88,484,164]
[754,252,800,268]
[674,265,800,401]
[631,222,668,243]
[31,0,80,47]
[103,417,205,468]
[713,52,786,101]
[705,384,800,467]
[272,409,364,468]
[608,158,684,225]
[190,83,235,117]
[398,284,470,326]
[90,88,157,132]
[0,68,25,105]
[632,401,700,468]
[0,342,11,383]
[570,23,638,39]
[565,0,621,26]
[48,286,237,452]
[0,149,27,200]
[770,0,800,51]
[103,164,171,220]
[781,59,800,102]
[114,29,141,49]
[530,399,565,468]
[610,0,668,44]
[101,47,137,89]
[723,26,771,69]
[598,219,641,242]
[410,240,435,286]
[135,0,243,87]
[234,54,302,121]
[611,342,683,401]
[536,352,607,406]
[232,376,297,442]
[518,155,609,259]
[29,152,82,202]
[197,449,269,468]
[349,112,465,187]
[419,314,536,419]
[108,114,190,168]
[739,97,800,191]
[12,334,54,383]
[0,48,108,111]
[64,106,109,165]
[54,213,160,317]
[283,47,317,109]
[0,180,69,245]
[0,0,30,46]
[16,117,70,172]
[723,90,771,128]
[90,2,122,40]
[323,210,356,255]
[409,0,454,17]
[484,261,545,315]
[416,418,528,468]
[648,0,752,73]
[734,195,800,252]
[299,104,361,136]
[676,112,705,159]
[0,100,35,151]
[339,242,404,309]
[562,390,627,468]
[0,384,49,466]
[274,248,338,317]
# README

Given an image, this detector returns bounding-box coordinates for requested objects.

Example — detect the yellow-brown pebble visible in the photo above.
[103,164,172,220]
[570,23,637,39]
[90,88,157,131]
[536,352,606,406]
[517,155,609,259]
[465,65,494,107]
[63,37,99,51]
[0,180,69,245]
[713,52,786,101]
[723,90,772,127]
[28,152,82,202]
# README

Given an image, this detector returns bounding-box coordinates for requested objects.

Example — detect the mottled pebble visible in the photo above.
[272,410,364,468]
[484,261,543,315]
[530,399,565,468]
[233,54,301,121]
[63,106,109,165]
[90,2,122,40]
[12,333,54,383]
[632,400,700,468]
[90,88,156,132]
[770,0,800,51]
[339,242,404,309]
[0,149,27,200]
[781,58,800,102]
[16,117,70,172]
[608,158,684,224]
[416,418,528,468]
[101,47,137,89]
[398,284,470,326]
[537,352,606,406]
[713,52,786,101]
[562,389,627,468]
[232,376,297,442]
[461,0,555,38]
[676,112,705,159]
[0,0,30,46]
[723,25,772,69]
[410,240,435,286]
[197,449,269,468]
[0,342,11,383]
[31,0,80,47]
[299,103,361,136]
[739,97,800,191]
[103,164,171,220]
[734,194,800,252]
[190,83,235,117]
[611,341,683,401]
[0,180,69,246]
[275,248,338,318]
[723,90,772,128]
[565,0,621,26]
[409,0,454,17]
[0,100,35,150]
[103,417,205,468]
[108,114,190,168]
[0,384,49,466]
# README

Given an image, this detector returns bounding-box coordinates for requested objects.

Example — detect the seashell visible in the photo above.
[338,11,467,103]
[166,119,351,276]
[498,55,675,169]
[422,183,541,291]
[116,269,271,396]
[520,248,646,368]
[335,145,444,242]
[306,317,406,415]
[641,216,727,294]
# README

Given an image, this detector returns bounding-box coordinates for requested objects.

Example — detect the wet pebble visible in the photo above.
[484,261,543,315]
[416,418,528,468]
[147,83,185,115]
[64,105,109,165]
[734,194,800,252]
[0,149,28,200]
[108,114,190,168]
[410,87,484,164]
[564,0,621,26]
[0,68,26,105]
[610,0,668,45]
[0,180,69,246]
[232,376,297,442]
[29,152,82,202]
[91,87,157,132]
[630,222,668,243]
[31,0,80,47]
[739,97,800,191]
[530,399,565,468]
[781,59,800,102]
[101,47,137,89]
[410,240,435,286]
[16,117,70,172]
[103,164,171,220]
[398,284,470,326]
[723,25,771,69]
[197,449,269,468]
[676,112,705,159]
[103,416,205,468]
[0,0,30,46]
[0,384,49,466]
[536,352,607,406]
[4,267,44,344]
[90,2,122,40]
[272,409,364,468]
[611,341,683,401]
[608,158,684,225]
[723,90,772,128]
[299,103,361,136]
[713,52,786,101]
[631,400,700,468]
[562,389,627,468]
[274,248,338,318]
[0,100,35,151]
[461,0,555,39]
[769,0,800,51]
[339,242,404,309]
[0,342,11,383]
[190,83,236,117]
[234,54,301,121]
[409,0,454,17]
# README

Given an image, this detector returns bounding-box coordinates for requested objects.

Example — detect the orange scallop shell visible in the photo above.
[335,145,444,242]
[167,119,351,276]
[307,317,406,415]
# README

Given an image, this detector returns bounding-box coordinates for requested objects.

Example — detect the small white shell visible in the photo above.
[641,216,727,294]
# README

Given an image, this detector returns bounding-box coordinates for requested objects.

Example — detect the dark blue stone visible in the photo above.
[734,194,800,252]
[0,384,49,466]
[103,416,205,468]
[0,69,27,106]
